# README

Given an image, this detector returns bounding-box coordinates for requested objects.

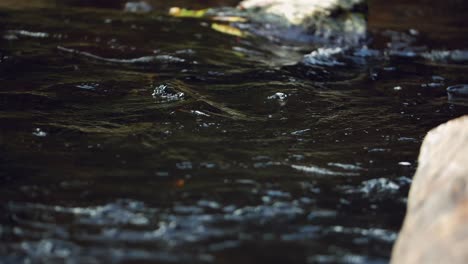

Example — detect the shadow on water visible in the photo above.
[0,0,468,263]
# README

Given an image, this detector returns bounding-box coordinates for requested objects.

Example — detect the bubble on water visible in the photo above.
[32,128,47,137]
[152,84,184,102]
[267,92,288,101]
[267,92,288,107]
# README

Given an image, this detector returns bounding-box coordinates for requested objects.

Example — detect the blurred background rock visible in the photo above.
[1,0,467,48]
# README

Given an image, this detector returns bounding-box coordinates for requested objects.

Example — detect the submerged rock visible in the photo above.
[391,116,468,264]
[447,84,468,105]
[447,84,468,97]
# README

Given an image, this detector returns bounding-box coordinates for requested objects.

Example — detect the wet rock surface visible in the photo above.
[391,116,468,264]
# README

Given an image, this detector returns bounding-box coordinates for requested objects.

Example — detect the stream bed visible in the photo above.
[1,0,468,263]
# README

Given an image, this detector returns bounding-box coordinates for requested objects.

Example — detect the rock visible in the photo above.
[170,0,367,45]
[391,115,468,264]
[447,85,468,97]
[447,84,468,105]
[238,0,365,25]
[236,0,367,44]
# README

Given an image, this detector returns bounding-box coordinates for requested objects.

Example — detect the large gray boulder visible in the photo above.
[391,115,468,263]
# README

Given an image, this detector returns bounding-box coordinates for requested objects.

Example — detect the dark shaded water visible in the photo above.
[1,1,468,263]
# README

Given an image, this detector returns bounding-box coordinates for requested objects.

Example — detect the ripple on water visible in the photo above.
[5,30,49,39]
[422,49,468,63]
[307,254,386,264]
[345,178,401,199]
[292,164,360,176]
[3,2,468,263]
[57,46,186,64]
[4,198,304,251]
[3,178,403,263]
[327,163,364,171]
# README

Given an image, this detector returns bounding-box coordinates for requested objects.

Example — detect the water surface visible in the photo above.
[1,1,468,263]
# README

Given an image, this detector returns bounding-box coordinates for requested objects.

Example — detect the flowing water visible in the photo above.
[1,0,468,263]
